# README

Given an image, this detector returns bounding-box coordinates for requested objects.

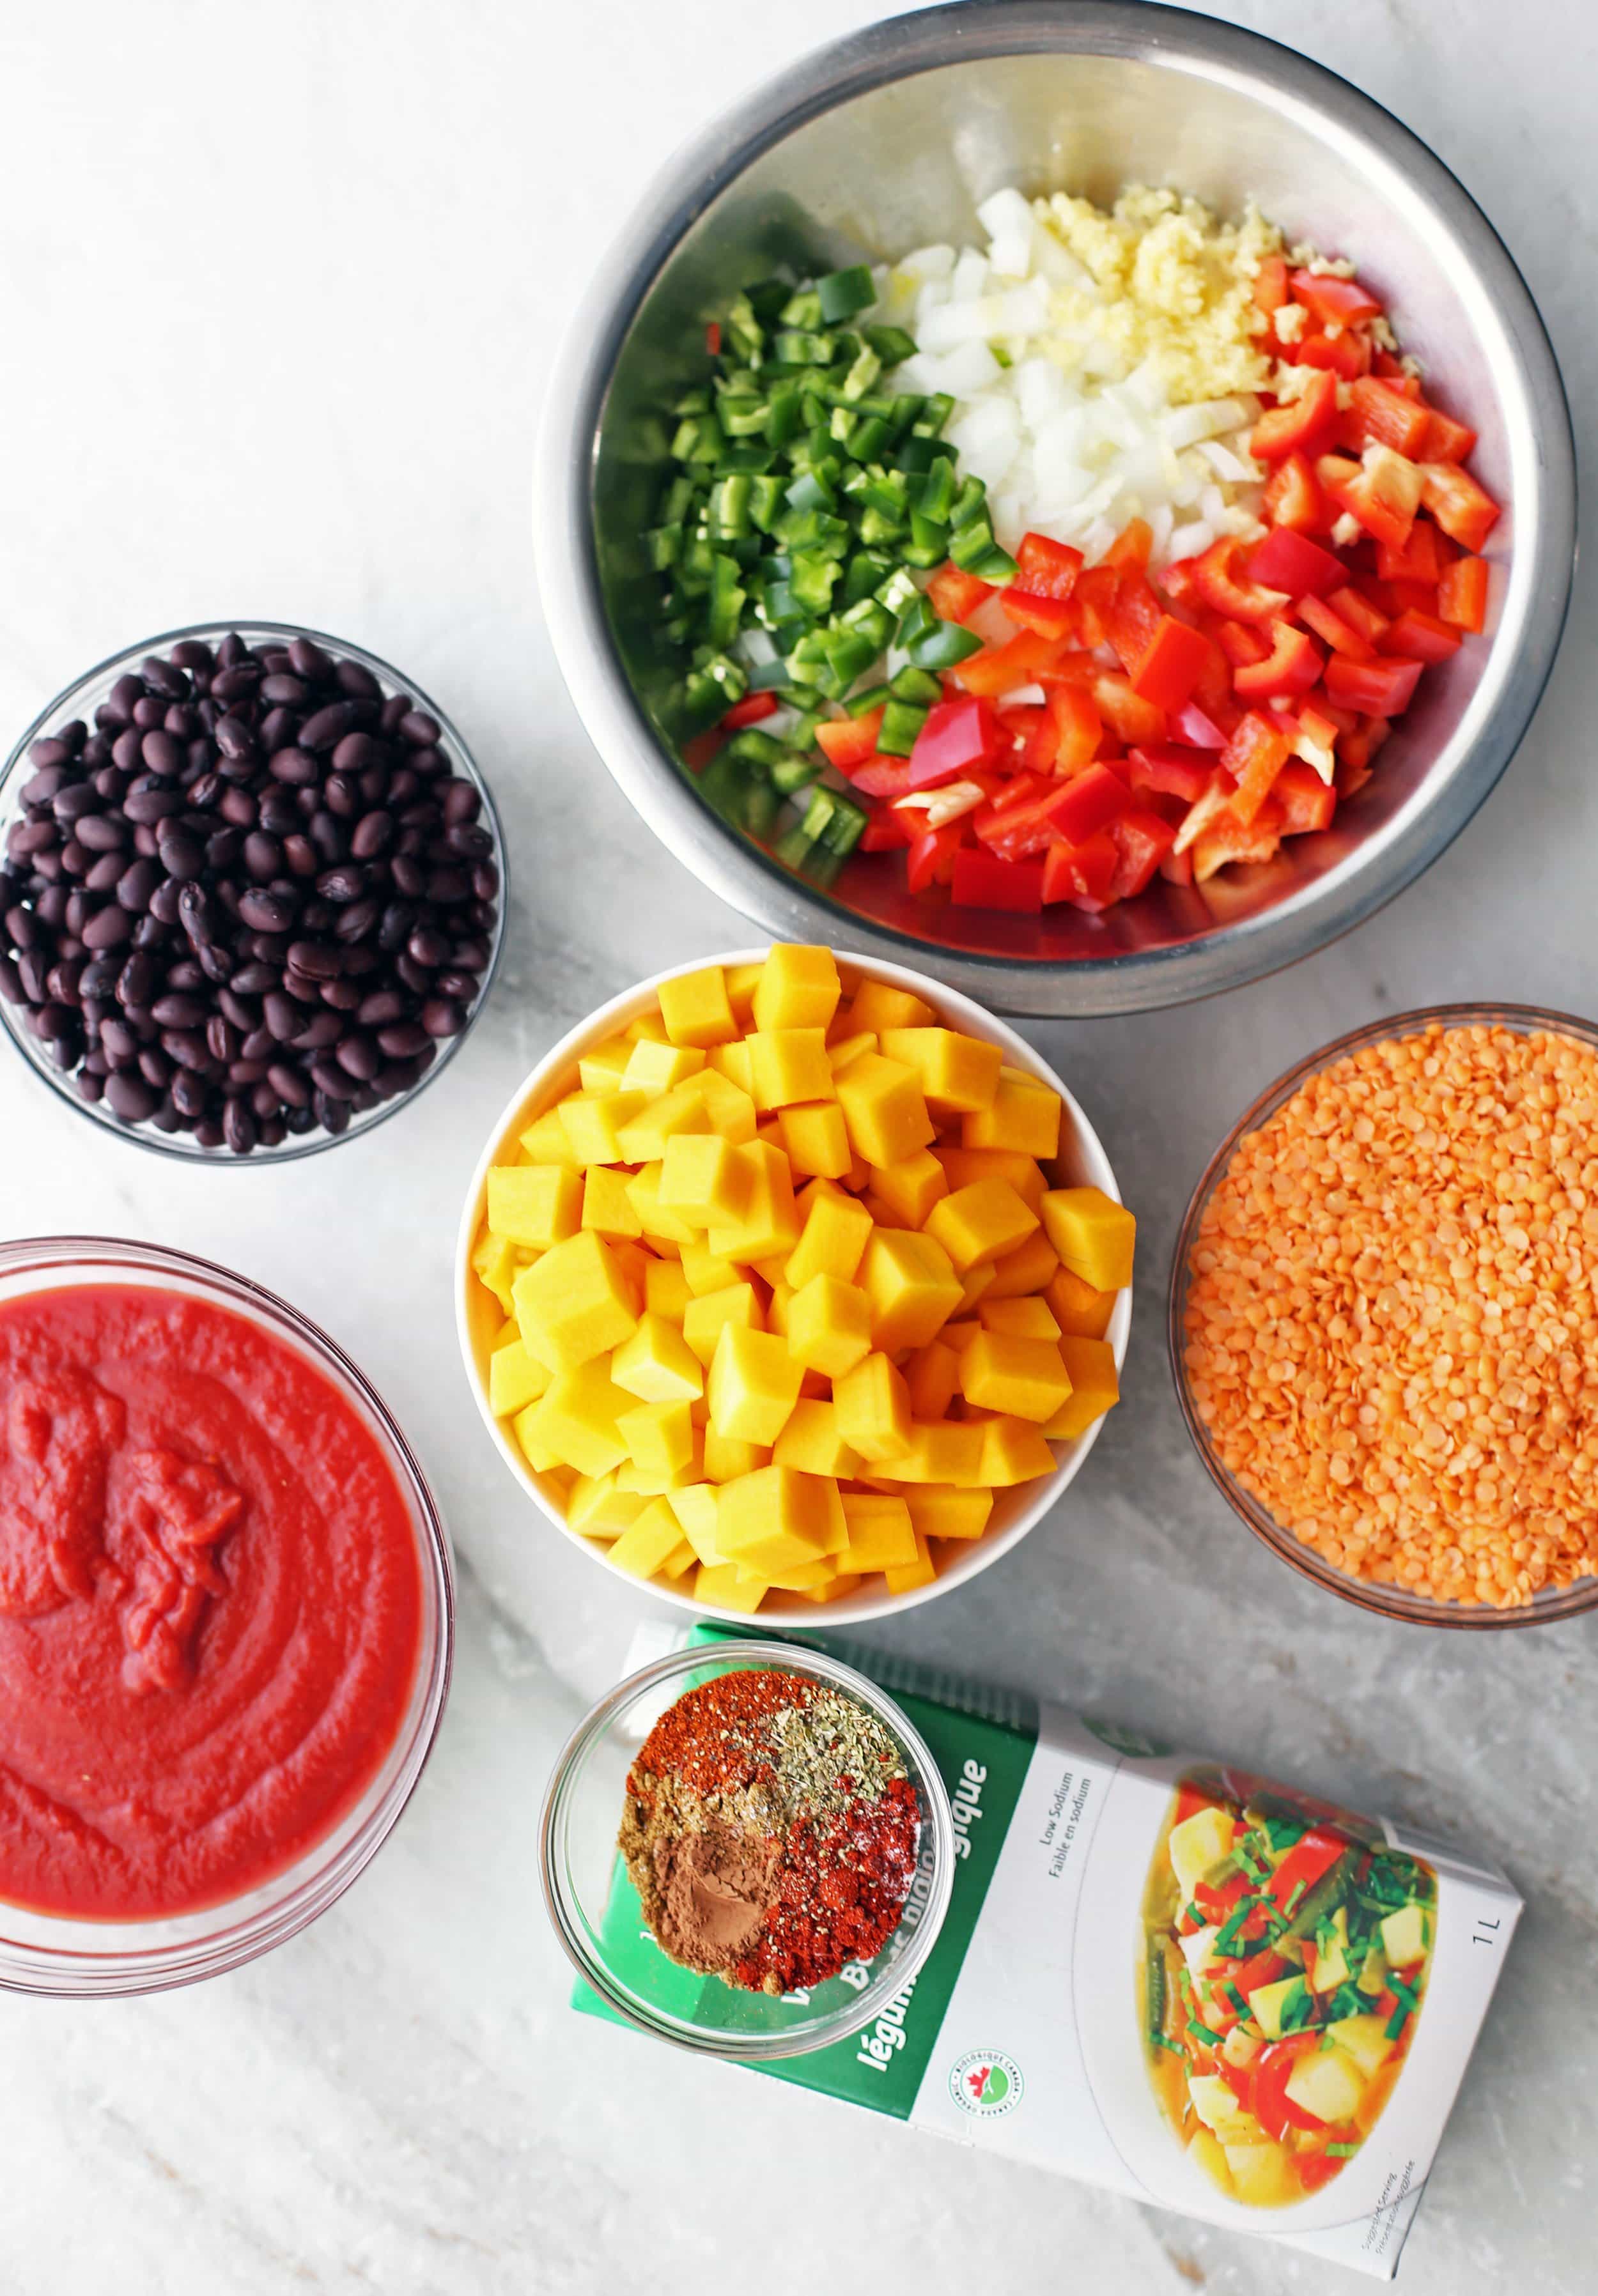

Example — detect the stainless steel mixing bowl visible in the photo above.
[534,1,1574,1017]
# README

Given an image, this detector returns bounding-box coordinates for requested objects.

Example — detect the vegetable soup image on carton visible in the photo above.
[569,1622,1520,2279]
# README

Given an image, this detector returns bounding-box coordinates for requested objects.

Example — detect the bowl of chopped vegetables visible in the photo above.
[536,1,1573,1017]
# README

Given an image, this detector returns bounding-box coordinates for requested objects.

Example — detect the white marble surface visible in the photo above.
[0,0,1593,2286]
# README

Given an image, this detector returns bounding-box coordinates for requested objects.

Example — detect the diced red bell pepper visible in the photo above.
[998,587,1077,640]
[1213,617,1271,670]
[1289,267,1383,326]
[1000,703,1060,773]
[1327,585,1391,646]
[905,695,1005,788]
[1041,831,1119,910]
[1253,254,1290,317]
[1172,768,1240,856]
[704,321,722,357]
[1104,516,1153,571]
[1250,369,1340,462]
[680,729,723,773]
[1193,804,1284,882]
[852,753,917,799]
[1369,576,1441,620]
[1252,2038,1331,2143]
[1219,709,1294,824]
[950,849,1045,912]
[1170,700,1229,751]
[1014,532,1086,601]
[1294,592,1377,665]
[1319,445,1423,551]
[1126,613,1213,711]
[1160,555,1202,605]
[1108,807,1178,900]
[1105,571,1165,676]
[1292,702,1340,782]
[1294,328,1371,380]
[1128,744,1214,803]
[1264,1829,1346,1915]
[1275,760,1338,835]
[1193,535,1290,624]
[974,774,1090,861]
[1032,762,1129,849]
[1160,844,1195,888]
[1262,451,1326,534]
[860,803,913,851]
[1380,607,1461,665]
[905,821,968,892]
[1422,408,1478,465]
[1438,552,1489,633]
[1376,521,1443,583]
[816,706,885,772]
[1344,377,1432,458]
[1092,670,1166,747]
[1069,563,1121,647]
[953,628,1066,698]
[1048,681,1103,776]
[1419,460,1501,551]
[1338,715,1392,783]
[1232,617,1324,700]
[720,691,779,730]
[1246,527,1346,599]
[927,562,996,622]
[1324,653,1424,716]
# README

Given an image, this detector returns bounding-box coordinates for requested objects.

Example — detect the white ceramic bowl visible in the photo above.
[456,947,1130,1625]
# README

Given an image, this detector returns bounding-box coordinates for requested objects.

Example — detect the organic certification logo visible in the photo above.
[949,2048,1023,2118]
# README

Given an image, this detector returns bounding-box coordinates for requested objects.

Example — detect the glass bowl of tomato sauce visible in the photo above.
[0,1236,453,1995]
[541,1638,954,2060]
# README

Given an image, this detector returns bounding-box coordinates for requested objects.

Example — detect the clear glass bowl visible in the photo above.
[0,1237,454,1994]
[541,1639,954,2059]
[0,620,507,1162]
[1168,1003,1598,1630]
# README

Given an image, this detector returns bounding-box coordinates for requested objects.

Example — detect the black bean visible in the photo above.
[321,977,362,1012]
[81,906,134,953]
[292,1010,344,1051]
[214,715,256,762]
[75,814,127,854]
[151,992,206,1028]
[310,1056,358,1100]
[237,888,298,934]
[210,663,260,702]
[141,654,189,700]
[222,1099,257,1155]
[171,639,215,673]
[267,1061,311,1108]
[260,674,308,706]
[172,1070,209,1118]
[106,1070,159,1122]
[263,992,302,1042]
[243,832,282,881]
[299,702,353,751]
[283,835,318,877]
[259,707,301,754]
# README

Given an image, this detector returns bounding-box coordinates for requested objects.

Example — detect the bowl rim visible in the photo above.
[538,1635,956,2060]
[0,1233,455,1994]
[1167,1001,1598,1629]
[532,0,1577,1019]
[0,617,508,1164]
[453,943,1131,1627]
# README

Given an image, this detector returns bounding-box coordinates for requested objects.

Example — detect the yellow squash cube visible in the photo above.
[658,1134,752,1228]
[488,1338,549,1417]
[617,1398,697,1477]
[615,1076,713,1166]
[885,1531,937,1596]
[925,1179,1039,1275]
[1046,1263,1116,1340]
[786,1275,872,1380]
[879,1027,1003,1114]
[558,1088,650,1167]
[786,1184,873,1290]
[835,1054,935,1167]
[578,1038,632,1094]
[906,1486,993,1541]
[524,1360,634,1478]
[772,1398,862,1480]
[697,1067,758,1145]
[1045,1337,1121,1440]
[679,1240,743,1297]
[707,1323,803,1446]
[961,1068,1062,1159]
[794,1573,863,1605]
[959,1330,1073,1423]
[860,1229,963,1352]
[906,1338,959,1422]
[513,1231,639,1373]
[839,1493,919,1573]
[747,1028,835,1111]
[866,1148,948,1229]
[612,1311,704,1403]
[609,1497,694,1581]
[645,1259,694,1322]
[827,1029,878,1075]
[566,1470,649,1539]
[834,1352,912,1462]
[981,1295,1061,1341]
[581,1165,643,1240]
[980,1415,1059,1486]
[692,1562,768,1614]
[717,1465,834,1572]
[846,979,934,1034]
[667,1483,725,1565]
[725,960,765,1023]
[777,1100,851,1179]
[707,1037,756,1097]
[512,1400,561,1473]
[701,1428,771,1481]
[518,1106,580,1170]
[1041,1187,1136,1293]
[624,1011,669,1044]
[625,1164,701,1249]
[761,1554,842,1594]
[896,1421,988,1486]
[682,1281,762,1367]
[982,1232,1060,1300]
[657,965,738,1048]
[935,1145,1048,1210]
[472,1229,518,1314]
[621,1037,706,1094]
[752,943,841,1033]
[706,1141,800,1263]
[487,1163,582,1249]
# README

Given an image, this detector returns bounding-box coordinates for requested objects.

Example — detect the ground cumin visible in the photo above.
[1183,1021,1598,1607]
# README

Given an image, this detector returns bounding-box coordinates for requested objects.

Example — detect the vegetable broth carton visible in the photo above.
[572,1624,1521,2277]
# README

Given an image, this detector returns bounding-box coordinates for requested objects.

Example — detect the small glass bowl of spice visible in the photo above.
[0,621,504,1159]
[1171,1003,1598,1627]
[541,1638,954,2058]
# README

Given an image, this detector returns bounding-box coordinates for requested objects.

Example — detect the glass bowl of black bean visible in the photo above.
[0,622,506,1159]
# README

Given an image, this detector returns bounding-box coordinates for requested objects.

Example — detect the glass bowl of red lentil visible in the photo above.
[541,1638,956,2059]
[1169,1003,1598,1628]
[0,620,506,1160]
